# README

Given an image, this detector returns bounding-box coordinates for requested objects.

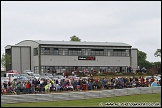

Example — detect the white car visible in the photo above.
[23,70,34,75]
[144,76,161,81]
[33,73,40,80]
[154,76,161,81]
[53,75,65,79]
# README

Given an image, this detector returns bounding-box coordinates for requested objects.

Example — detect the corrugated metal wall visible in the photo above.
[17,40,39,72]
[41,55,130,66]
[12,47,21,72]
[21,47,30,72]
[131,49,138,70]
[11,46,30,73]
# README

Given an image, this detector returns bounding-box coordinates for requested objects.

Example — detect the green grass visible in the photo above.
[1,93,161,107]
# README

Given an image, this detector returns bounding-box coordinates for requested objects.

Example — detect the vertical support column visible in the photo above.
[20,47,22,73]
[39,45,41,74]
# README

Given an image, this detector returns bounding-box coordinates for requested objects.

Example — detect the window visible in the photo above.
[34,48,38,56]
[63,49,68,55]
[91,49,104,56]
[111,49,129,57]
[41,47,59,55]
[104,49,108,56]
[45,48,50,55]
[34,66,39,73]
[54,48,59,55]
[49,48,54,55]
[68,48,82,56]
[81,49,86,56]
[126,50,129,56]
[58,48,63,55]
[41,48,45,55]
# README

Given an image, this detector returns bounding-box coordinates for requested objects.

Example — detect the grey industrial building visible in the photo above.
[5,40,138,74]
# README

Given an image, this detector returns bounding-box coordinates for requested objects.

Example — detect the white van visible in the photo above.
[5,70,20,82]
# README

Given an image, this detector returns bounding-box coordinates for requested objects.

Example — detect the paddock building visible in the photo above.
[5,40,138,74]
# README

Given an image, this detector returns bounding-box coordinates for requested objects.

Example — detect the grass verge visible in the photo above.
[1,93,161,107]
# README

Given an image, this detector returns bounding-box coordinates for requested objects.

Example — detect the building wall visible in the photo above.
[131,48,138,71]
[8,40,138,73]
[21,47,31,72]
[11,46,30,72]
[11,47,21,72]
[41,55,130,66]
[17,40,39,72]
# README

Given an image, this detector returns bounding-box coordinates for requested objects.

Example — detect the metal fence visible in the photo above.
[1,87,161,104]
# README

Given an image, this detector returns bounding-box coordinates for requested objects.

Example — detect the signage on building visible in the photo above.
[78,56,95,60]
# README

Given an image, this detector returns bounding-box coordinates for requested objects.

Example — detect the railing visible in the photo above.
[1,87,161,104]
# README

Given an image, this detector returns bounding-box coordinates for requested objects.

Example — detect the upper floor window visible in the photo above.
[34,48,38,56]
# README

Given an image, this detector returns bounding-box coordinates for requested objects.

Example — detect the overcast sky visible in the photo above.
[1,1,161,62]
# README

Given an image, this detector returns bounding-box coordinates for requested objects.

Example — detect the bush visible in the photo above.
[115,72,123,76]
[136,72,143,76]
[146,71,154,76]
[96,73,106,76]
[122,72,133,76]
[103,72,115,76]
[64,71,72,76]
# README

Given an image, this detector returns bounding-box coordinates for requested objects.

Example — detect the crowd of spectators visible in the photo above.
[1,74,161,95]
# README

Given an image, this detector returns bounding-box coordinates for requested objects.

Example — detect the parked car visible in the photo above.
[154,76,161,81]
[68,75,80,80]
[53,75,65,79]
[33,73,40,80]
[20,73,35,80]
[4,70,20,82]
[144,76,161,81]
[23,70,34,75]
[39,75,52,80]
[7,70,20,73]
[41,73,54,79]
[14,75,30,82]
[157,74,161,78]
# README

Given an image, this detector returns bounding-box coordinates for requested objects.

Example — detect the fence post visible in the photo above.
[84,93,85,99]
[127,89,128,95]
[52,94,54,101]
[152,87,153,93]
[35,94,37,101]
[17,96,19,103]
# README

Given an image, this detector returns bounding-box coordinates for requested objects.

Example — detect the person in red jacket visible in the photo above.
[25,81,30,94]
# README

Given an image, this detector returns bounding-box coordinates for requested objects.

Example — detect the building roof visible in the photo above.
[32,40,132,47]
[5,45,31,49]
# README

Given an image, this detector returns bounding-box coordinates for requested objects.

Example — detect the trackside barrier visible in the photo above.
[1,87,161,104]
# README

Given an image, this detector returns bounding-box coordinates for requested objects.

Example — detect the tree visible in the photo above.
[154,49,161,58]
[138,50,147,67]
[1,53,11,68]
[137,50,151,69]
[70,35,81,41]
[154,49,161,74]
[152,62,161,68]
